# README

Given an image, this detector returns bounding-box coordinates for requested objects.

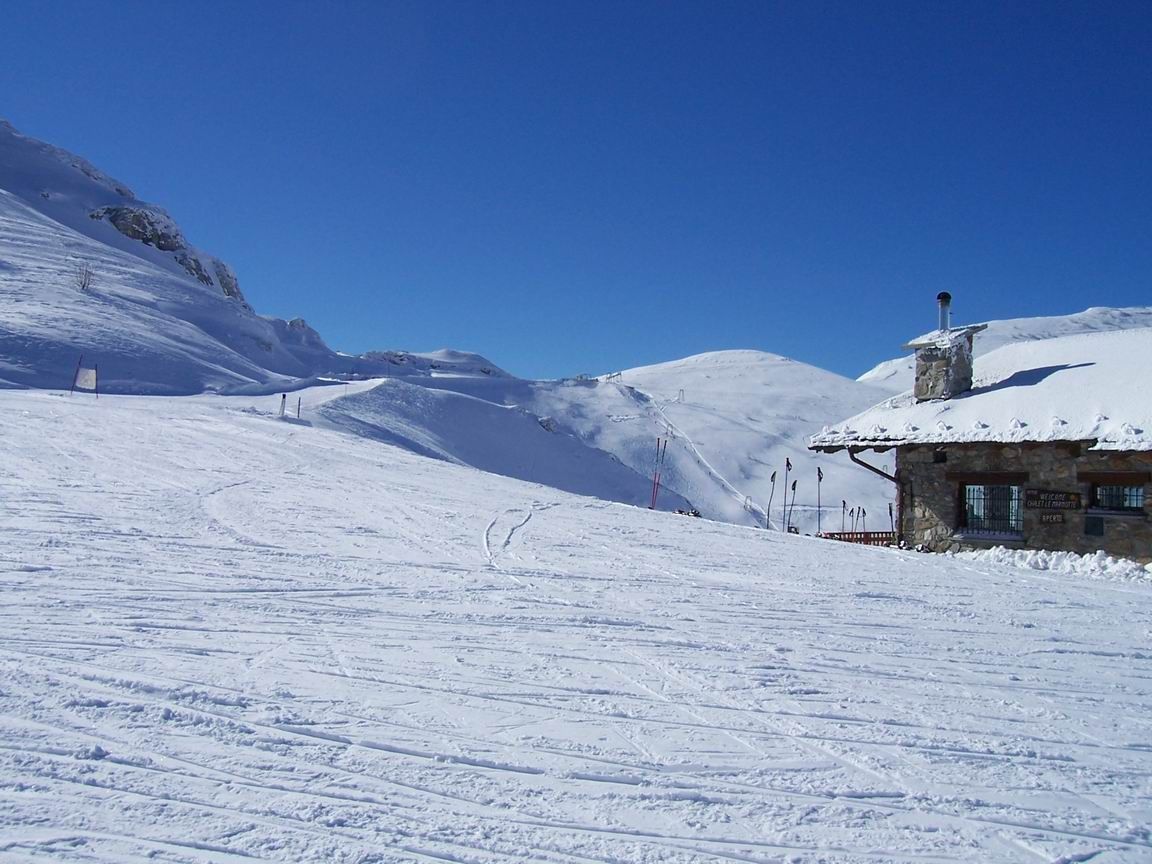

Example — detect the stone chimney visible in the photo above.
[904,293,987,402]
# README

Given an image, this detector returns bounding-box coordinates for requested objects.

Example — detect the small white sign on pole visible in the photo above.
[74,367,98,391]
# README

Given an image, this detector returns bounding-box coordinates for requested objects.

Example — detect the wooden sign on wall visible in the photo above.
[1025,489,1081,510]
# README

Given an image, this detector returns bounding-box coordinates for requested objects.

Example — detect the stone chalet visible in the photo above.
[810,302,1152,562]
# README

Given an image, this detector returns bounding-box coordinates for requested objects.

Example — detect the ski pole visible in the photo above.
[649,438,661,508]
[652,438,668,509]
[817,467,823,534]
[782,459,791,531]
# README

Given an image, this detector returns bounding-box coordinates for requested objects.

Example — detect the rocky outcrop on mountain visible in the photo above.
[213,261,244,303]
[87,203,249,305]
[0,119,248,309]
[1,119,526,393]
[90,205,184,252]
[173,251,212,286]
[286,317,324,341]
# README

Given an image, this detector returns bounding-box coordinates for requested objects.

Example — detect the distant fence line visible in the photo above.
[818,531,897,547]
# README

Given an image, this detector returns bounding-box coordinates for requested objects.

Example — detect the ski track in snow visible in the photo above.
[0,388,1150,863]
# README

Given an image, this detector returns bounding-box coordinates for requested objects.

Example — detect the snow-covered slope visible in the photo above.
[0,120,509,394]
[0,186,302,393]
[0,124,890,526]
[859,306,1152,392]
[344,351,898,531]
[0,121,926,527]
[610,351,896,531]
[0,120,322,392]
[319,377,681,509]
[1,386,1149,863]
[0,119,242,301]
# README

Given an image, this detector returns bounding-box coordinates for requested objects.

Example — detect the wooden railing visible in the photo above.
[818,531,898,546]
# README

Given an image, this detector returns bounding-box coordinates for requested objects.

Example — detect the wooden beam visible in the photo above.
[945,471,1029,484]
[1077,471,1151,484]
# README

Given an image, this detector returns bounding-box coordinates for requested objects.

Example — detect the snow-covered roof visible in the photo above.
[811,327,1152,452]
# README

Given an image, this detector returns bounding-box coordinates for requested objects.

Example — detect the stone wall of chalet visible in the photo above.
[897,443,1152,561]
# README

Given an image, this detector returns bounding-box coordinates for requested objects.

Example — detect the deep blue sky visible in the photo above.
[3,1,1150,379]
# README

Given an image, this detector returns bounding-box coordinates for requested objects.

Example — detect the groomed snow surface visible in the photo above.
[1,386,1150,863]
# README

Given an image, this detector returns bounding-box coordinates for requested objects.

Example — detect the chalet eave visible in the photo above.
[809,441,896,455]
[809,437,1152,458]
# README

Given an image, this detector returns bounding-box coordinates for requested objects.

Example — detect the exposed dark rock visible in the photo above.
[174,251,213,286]
[284,318,328,349]
[91,205,184,252]
[90,205,250,301]
[213,261,248,306]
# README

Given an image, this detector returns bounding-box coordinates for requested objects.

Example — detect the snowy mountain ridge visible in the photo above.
[0,118,243,305]
[0,120,896,528]
[0,119,508,395]
[1,119,1145,533]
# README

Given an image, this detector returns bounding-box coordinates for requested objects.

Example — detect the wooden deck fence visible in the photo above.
[818,531,898,546]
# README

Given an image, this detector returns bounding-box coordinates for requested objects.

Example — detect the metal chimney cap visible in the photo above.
[937,291,952,303]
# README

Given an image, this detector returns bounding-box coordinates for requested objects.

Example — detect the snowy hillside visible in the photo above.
[1,386,1149,863]
[26,120,1152,534]
[336,351,897,531]
[319,377,681,509]
[0,120,509,394]
[0,119,900,528]
[0,120,242,303]
[859,305,1152,392]
[611,351,895,531]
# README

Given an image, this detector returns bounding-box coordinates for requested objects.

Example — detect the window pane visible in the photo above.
[963,485,1022,533]
[1094,485,1145,510]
